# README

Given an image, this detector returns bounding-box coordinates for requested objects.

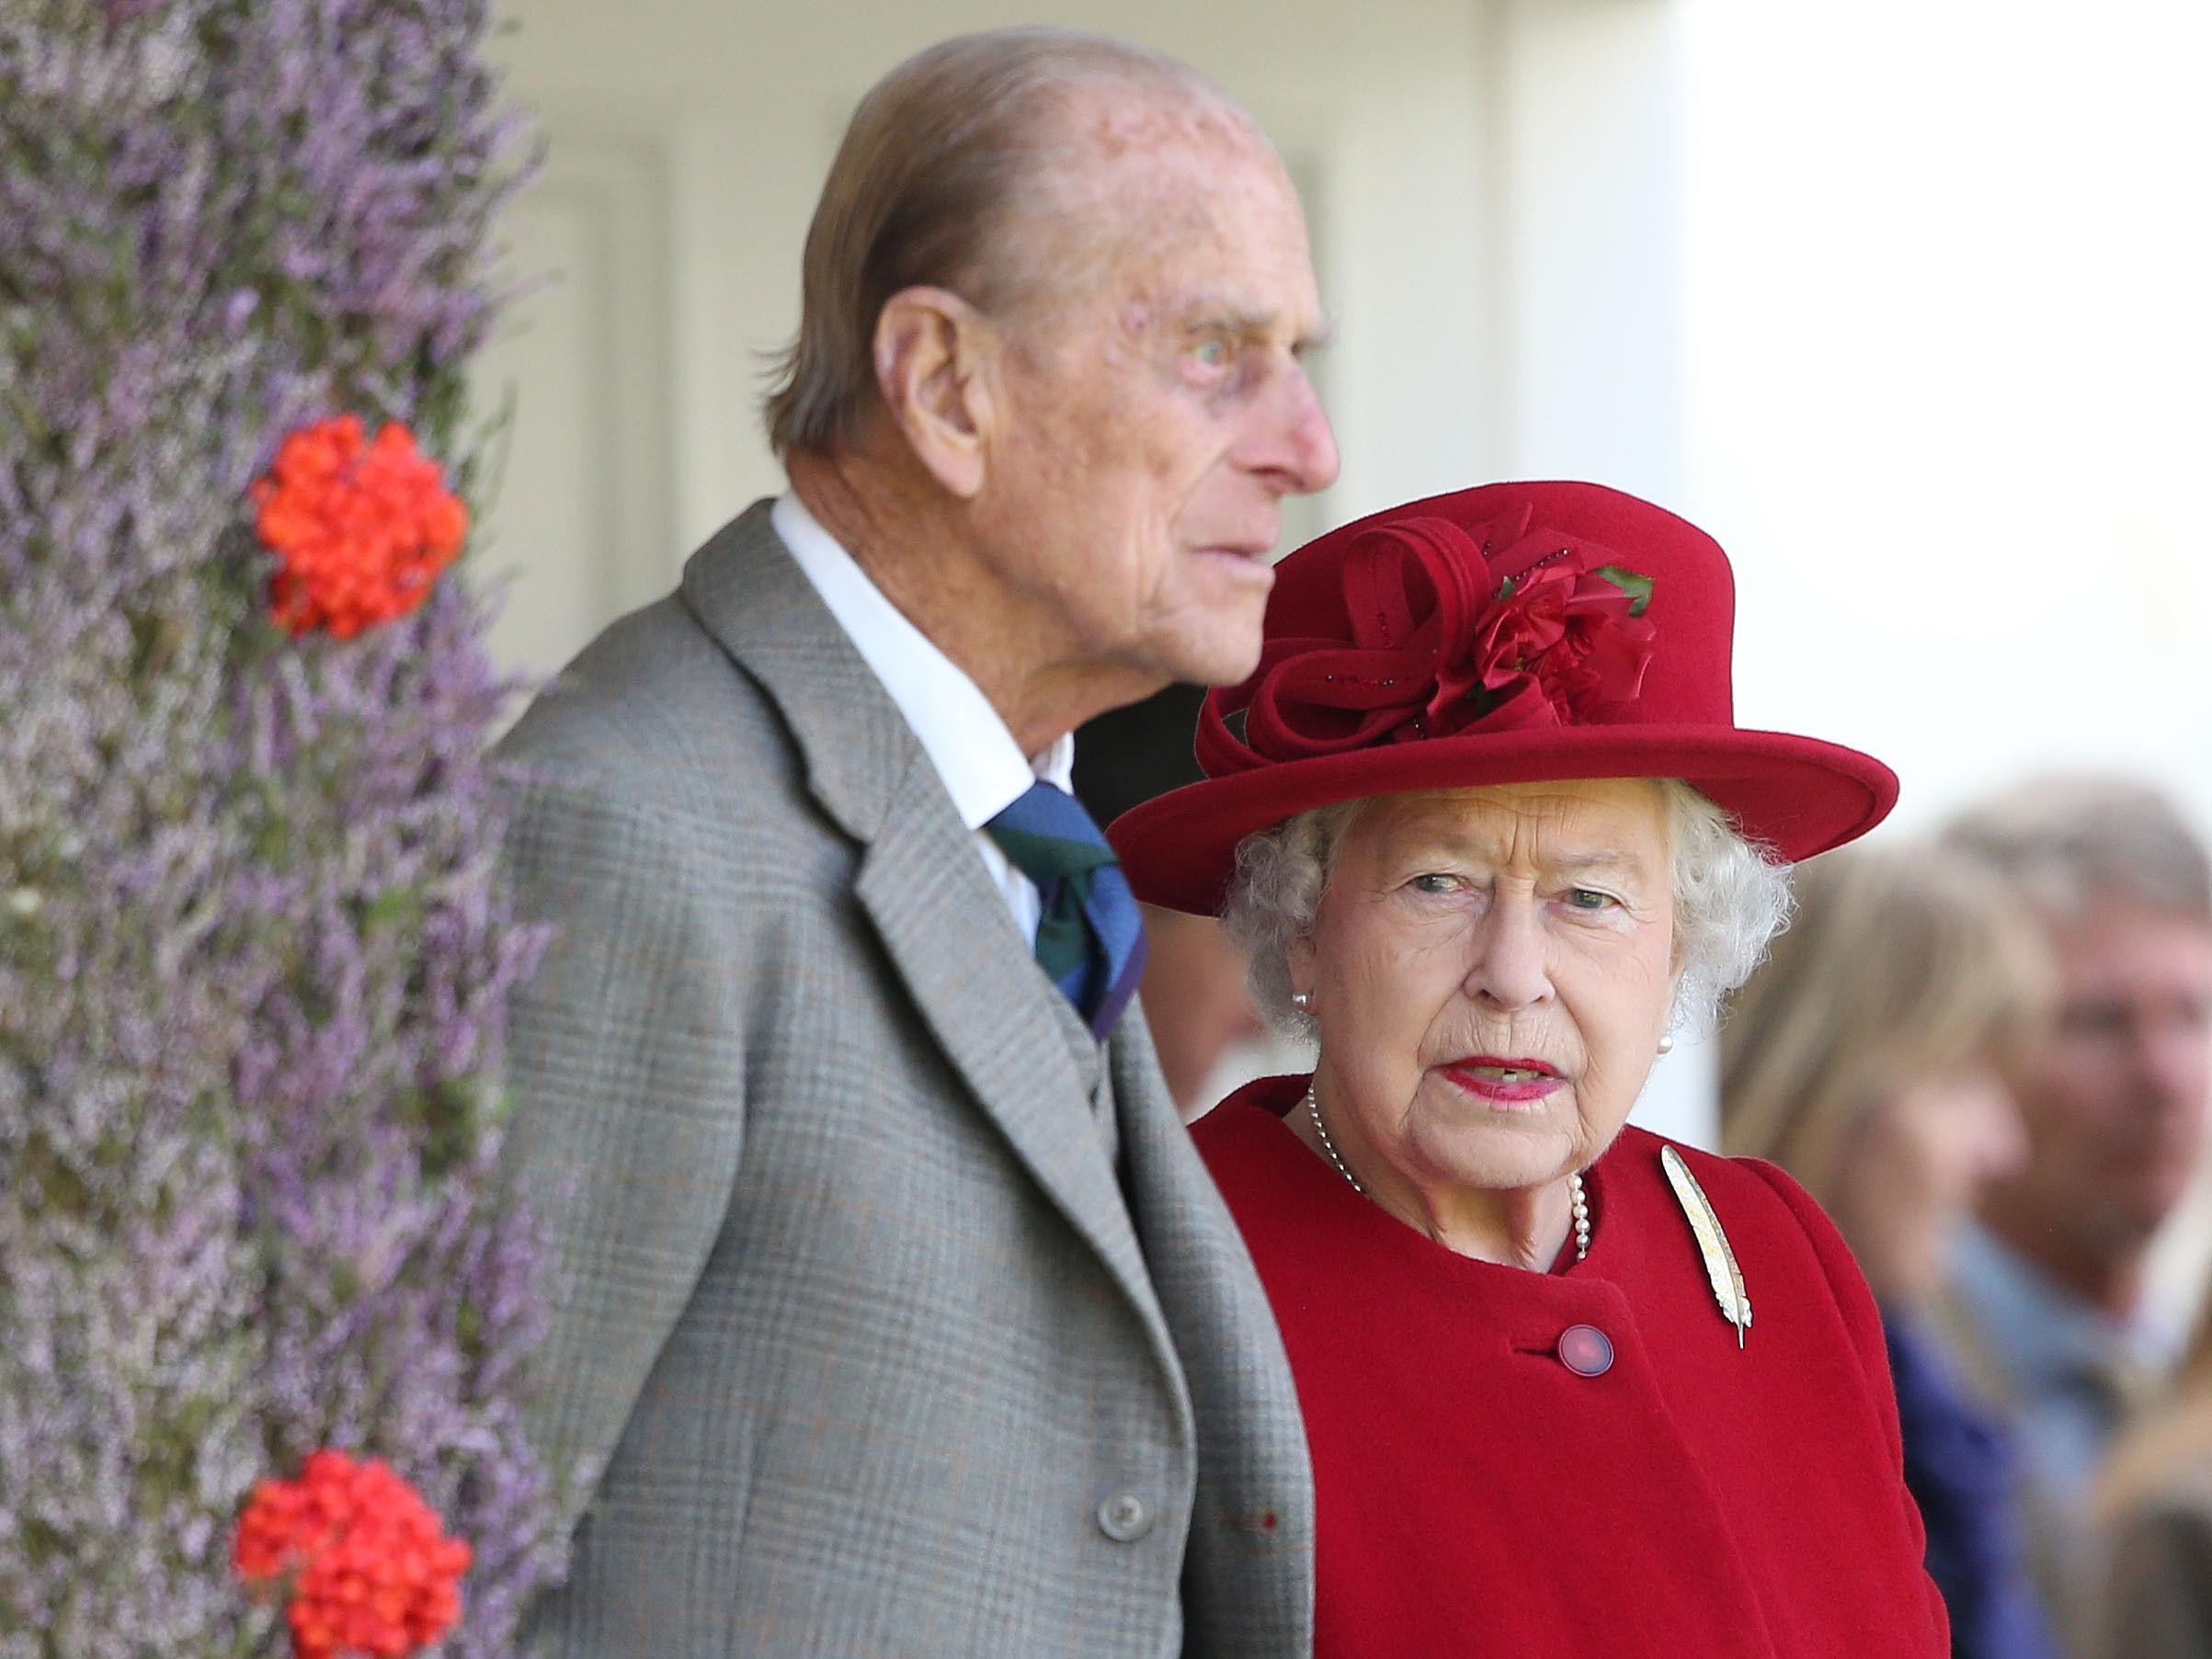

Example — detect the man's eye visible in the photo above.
[2061,1002,2131,1039]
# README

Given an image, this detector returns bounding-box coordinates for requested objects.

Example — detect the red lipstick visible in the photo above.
[1442,1055,1563,1104]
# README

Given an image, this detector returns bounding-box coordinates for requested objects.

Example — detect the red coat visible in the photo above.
[1194,1076,1949,1658]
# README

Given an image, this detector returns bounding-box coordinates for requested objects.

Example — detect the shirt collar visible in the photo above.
[771,492,1073,831]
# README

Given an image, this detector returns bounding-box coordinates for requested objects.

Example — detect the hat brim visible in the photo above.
[1109,725,1898,915]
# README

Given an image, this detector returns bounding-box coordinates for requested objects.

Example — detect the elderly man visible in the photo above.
[1938,776,2212,1653]
[496,28,1337,1659]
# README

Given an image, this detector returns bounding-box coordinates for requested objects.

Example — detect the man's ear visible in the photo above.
[872,286,997,499]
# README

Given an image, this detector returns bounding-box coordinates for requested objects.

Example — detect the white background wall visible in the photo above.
[1675,0,2212,844]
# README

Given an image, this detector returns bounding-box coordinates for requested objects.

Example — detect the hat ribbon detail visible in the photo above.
[1196,513,1659,777]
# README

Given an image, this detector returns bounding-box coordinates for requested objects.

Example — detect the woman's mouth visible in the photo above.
[1442,1057,1564,1105]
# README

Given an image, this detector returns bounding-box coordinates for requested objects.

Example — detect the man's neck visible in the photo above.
[1979,1199,2145,1321]
[786,450,1160,756]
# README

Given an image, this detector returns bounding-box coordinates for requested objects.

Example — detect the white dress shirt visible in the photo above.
[771,492,1073,945]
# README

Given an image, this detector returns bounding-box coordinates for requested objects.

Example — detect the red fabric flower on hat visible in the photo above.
[250,415,468,638]
[1470,551,1656,729]
[1227,512,1658,766]
[234,1449,473,1659]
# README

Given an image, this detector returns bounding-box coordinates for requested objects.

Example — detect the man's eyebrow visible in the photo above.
[1183,308,1273,339]
[1294,316,1338,358]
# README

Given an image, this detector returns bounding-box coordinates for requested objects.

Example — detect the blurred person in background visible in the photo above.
[2093,1301,2212,1655]
[1721,842,2060,1659]
[1937,777,2212,1653]
[1076,684,1271,1117]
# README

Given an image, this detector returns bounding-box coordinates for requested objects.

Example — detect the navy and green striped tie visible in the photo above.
[985,781,1148,1040]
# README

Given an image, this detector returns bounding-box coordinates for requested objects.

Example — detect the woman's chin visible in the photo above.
[1421,1123,1579,1195]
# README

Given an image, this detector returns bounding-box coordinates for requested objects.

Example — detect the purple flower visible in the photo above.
[1,1,558,1651]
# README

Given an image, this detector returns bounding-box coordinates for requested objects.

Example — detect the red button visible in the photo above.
[1557,1324,1613,1377]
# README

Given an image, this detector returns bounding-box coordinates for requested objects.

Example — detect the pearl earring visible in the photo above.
[1292,991,1312,1011]
[1657,1033,1675,1055]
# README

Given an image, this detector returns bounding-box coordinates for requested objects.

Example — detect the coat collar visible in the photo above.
[678,503,1175,1342]
[679,502,909,847]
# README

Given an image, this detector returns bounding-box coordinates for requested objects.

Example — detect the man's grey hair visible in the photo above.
[762,28,1249,456]
[1941,773,2212,924]
[1220,778,1794,1037]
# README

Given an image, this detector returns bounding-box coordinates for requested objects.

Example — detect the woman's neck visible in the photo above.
[1288,1097,1576,1270]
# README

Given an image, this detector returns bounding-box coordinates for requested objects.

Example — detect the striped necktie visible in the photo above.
[985,781,1148,1040]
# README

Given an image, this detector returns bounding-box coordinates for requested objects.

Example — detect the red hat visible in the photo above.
[1110,481,1897,915]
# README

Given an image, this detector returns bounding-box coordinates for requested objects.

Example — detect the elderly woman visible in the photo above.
[1111,482,1947,1656]
[1721,844,2058,1659]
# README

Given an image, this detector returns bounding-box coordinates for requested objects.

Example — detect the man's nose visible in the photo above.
[1248,367,1340,497]
[1977,1090,2033,1182]
[2139,1018,2212,1115]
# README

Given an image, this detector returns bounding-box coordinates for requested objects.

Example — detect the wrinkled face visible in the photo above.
[1832,1062,2028,1306]
[975,102,1339,687]
[1994,903,2212,1255]
[1292,780,1680,1196]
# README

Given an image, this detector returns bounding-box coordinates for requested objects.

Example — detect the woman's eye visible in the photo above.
[1192,336,1230,369]
[1563,887,1618,912]
[1409,873,1457,895]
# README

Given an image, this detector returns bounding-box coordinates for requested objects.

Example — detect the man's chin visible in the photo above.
[1149,596,1272,688]
[1159,631,1266,690]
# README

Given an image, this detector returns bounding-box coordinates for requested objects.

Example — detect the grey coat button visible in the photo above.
[1096,1490,1153,1542]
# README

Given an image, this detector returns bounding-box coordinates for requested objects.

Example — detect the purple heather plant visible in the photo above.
[0,3,560,1654]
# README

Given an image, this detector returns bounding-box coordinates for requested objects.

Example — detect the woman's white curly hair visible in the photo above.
[1220,778,1792,1038]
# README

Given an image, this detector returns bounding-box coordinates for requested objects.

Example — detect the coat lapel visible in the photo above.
[678,503,1172,1342]
[1109,1019,1315,1652]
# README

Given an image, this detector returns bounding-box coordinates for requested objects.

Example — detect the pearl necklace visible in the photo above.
[1304,1082,1591,1262]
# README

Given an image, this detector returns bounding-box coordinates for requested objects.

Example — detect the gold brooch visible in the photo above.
[1661,1145,1752,1347]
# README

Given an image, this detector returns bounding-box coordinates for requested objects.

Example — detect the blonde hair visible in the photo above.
[762,28,1239,456]
[1718,842,2055,1210]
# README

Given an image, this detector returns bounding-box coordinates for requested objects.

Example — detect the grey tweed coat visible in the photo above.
[495,503,1313,1657]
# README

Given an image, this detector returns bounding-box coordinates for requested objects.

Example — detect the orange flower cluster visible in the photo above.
[234,1449,473,1659]
[251,415,468,638]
